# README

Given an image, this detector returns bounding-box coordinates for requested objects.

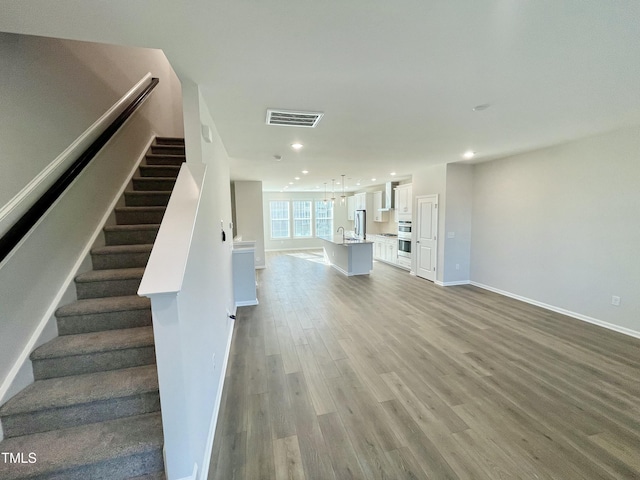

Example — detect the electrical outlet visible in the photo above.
[611,295,621,306]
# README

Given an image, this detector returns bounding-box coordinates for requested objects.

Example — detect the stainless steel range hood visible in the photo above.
[379,181,399,211]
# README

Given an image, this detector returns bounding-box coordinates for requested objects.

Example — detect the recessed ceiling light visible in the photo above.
[291,143,303,150]
[294,177,300,180]
[289,182,294,185]
[336,181,340,185]
[371,178,376,182]
[302,170,309,174]
[390,172,396,176]
[356,182,361,186]
[463,151,475,159]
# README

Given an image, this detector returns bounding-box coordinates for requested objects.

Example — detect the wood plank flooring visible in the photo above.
[209,251,640,479]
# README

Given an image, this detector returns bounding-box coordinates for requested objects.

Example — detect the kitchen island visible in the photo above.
[320,236,373,276]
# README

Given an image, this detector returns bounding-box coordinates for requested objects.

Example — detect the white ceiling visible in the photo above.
[3,1,640,192]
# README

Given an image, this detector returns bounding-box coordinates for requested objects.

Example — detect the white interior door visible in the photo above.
[416,195,438,281]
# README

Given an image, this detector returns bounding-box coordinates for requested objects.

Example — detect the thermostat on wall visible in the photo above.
[201,124,213,143]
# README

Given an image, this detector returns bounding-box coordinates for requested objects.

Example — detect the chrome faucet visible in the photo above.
[337,226,345,243]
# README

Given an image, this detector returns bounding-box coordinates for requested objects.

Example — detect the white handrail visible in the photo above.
[0,73,153,237]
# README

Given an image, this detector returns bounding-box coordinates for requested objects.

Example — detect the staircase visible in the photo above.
[0,137,186,480]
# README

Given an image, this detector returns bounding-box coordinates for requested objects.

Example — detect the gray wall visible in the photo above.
[0,33,184,404]
[443,164,473,284]
[471,126,640,334]
[0,32,183,207]
[233,181,266,268]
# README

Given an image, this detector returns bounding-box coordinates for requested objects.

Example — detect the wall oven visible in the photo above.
[397,221,411,258]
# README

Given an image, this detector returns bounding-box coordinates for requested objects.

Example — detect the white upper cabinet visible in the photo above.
[395,184,412,221]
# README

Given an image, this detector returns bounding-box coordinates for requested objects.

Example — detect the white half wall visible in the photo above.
[471,125,640,334]
[172,80,235,480]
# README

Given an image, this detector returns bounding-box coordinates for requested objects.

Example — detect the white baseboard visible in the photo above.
[200,317,235,480]
[176,463,198,480]
[470,281,640,340]
[436,280,471,287]
[236,299,259,307]
[0,137,154,407]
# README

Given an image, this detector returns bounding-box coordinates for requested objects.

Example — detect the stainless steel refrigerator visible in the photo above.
[354,209,366,240]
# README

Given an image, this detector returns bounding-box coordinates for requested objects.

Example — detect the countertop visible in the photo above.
[319,235,374,246]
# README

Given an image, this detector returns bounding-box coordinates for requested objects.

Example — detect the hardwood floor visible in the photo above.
[209,251,640,479]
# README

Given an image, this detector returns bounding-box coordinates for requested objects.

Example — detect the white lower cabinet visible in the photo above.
[372,235,404,269]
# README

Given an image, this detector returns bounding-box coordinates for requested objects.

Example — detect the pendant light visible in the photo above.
[323,182,328,204]
[340,174,346,206]
[331,179,336,205]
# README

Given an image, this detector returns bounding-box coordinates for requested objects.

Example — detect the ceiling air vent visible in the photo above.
[266,109,324,128]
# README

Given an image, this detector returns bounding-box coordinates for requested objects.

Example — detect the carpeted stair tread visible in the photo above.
[155,137,184,145]
[31,327,154,360]
[115,206,166,214]
[150,144,184,155]
[138,165,181,178]
[128,472,166,480]
[103,224,161,233]
[76,267,145,284]
[0,365,158,416]
[144,154,185,166]
[124,191,172,207]
[91,244,154,256]
[56,295,150,318]
[132,177,176,191]
[103,224,160,246]
[0,412,163,480]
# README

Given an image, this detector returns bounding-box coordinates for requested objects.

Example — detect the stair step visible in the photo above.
[115,206,165,225]
[30,327,155,380]
[104,224,160,246]
[132,177,176,192]
[145,153,185,166]
[155,137,184,145]
[129,472,166,480]
[91,244,153,270]
[0,412,163,480]
[124,191,172,207]
[56,296,152,335]
[150,144,185,155]
[0,365,159,438]
[139,165,181,178]
[75,267,145,299]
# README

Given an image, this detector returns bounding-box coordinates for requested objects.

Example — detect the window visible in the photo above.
[293,201,312,238]
[269,199,333,239]
[315,201,333,238]
[270,201,290,238]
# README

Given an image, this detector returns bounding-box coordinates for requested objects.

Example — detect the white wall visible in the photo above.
[0,34,183,405]
[233,181,266,268]
[263,192,349,251]
[471,126,640,335]
[166,80,235,479]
